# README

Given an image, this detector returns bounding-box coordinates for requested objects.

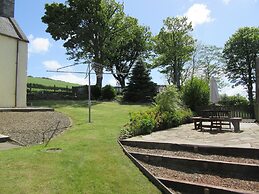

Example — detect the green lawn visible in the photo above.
[27,76,80,88]
[0,101,160,194]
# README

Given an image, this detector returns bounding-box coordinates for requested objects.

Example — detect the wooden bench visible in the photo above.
[192,117,242,132]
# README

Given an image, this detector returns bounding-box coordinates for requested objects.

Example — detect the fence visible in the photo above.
[197,105,254,119]
[27,83,73,100]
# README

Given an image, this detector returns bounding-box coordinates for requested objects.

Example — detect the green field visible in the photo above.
[27,76,81,88]
[0,101,160,194]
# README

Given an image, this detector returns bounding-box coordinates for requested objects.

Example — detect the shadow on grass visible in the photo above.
[28,100,101,109]
[118,101,153,107]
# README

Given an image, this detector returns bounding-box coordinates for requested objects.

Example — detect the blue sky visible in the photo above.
[14,0,259,96]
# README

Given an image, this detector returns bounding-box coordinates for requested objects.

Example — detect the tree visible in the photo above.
[106,16,151,88]
[123,61,157,102]
[42,0,125,88]
[198,44,226,87]
[153,16,195,88]
[181,77,209,112]
[223,27,259,112]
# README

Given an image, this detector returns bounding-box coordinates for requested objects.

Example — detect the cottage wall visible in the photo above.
[0,35,27,107]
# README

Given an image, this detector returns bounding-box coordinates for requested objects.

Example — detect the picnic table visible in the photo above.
[192,108,242,132]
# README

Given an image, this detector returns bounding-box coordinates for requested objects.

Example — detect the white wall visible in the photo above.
[0,35,27,107]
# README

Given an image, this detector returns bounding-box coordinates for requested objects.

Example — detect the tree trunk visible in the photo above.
[96,75,103,88]
[119,79,125,89]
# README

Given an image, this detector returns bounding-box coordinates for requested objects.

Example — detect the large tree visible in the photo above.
[42,0,125,88]
[123,60,157,102]
[105,16,151,88]
[223,27,259,110]
[153,16,195,88]
[198,45,225,82]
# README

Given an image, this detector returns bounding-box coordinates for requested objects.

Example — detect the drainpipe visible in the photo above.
[15,40,19,107]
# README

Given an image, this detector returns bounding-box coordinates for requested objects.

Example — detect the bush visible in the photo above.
[219,94,249,107]
[120,108,157,139]
[120,86,193,139]
[91,85,102,100]
[181,77,209,112]
[155,85,182,112]
[102,85,116,100]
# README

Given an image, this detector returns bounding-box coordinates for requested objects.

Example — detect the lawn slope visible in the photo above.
[0,101,160,194]
[27,76,80,88]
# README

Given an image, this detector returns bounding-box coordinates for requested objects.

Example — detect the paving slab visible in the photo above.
[128,122,259,148]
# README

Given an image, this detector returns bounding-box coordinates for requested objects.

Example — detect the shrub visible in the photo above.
[181,77,209,112]
[154,85,182,112]
[120,108,157,139]
[120,86,193,139]
[102,85,116,100]
[219,94,249,107]
[91,85,102,100]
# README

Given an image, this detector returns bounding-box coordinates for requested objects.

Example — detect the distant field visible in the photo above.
[27,76,80,88]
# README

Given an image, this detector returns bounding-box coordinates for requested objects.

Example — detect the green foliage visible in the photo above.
[91,85,102,100]
[101,85,116,100]
[219,94,249,107]
[0,101,160,194]
[223,27,259,106]
[121,108,157,138]
[123,60,157,102]
[105,16,152,88]
[154,85,182,112]
[181,77,209,112]
[197,45,225,86]
[153,16,195,88]
[27,76,79,88]
[121,85,193,138]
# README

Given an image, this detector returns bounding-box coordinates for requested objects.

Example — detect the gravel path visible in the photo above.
[0,111,71,146]
[141,162,259,192]
[124,145,259,165]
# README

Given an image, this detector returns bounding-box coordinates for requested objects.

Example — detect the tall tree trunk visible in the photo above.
[96,75,103,88]
[119,79,125,89]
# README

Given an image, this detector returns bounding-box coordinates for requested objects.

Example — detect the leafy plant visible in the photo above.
[219,94,249,107]
[101,85,116,100]
[181,77,209,112]
[154,85,182,112]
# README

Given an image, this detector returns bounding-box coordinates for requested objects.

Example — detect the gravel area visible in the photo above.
[141,161,259,192]
[124,145,259,165]
[0,111,71,146]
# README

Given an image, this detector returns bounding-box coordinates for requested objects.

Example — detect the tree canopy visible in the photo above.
[223,27,259,107]
[123,60,157,102]
[153,16,195,88]
[42,0,126,87]
[105,16,152,88]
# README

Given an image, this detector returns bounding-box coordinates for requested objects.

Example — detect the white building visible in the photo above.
[0,0,28,107]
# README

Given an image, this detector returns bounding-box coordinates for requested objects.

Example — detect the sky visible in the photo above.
[14,0,259,96]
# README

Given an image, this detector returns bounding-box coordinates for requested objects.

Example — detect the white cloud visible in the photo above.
[222,0,231,5]
[185,4,214,28]
[28,34,51,54]
[43,60,62,71]
[50,74,87,85]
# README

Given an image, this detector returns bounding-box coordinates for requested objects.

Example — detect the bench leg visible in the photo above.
[231,120,240,132]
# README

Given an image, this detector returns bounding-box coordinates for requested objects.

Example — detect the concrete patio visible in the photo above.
[128,122,259,148]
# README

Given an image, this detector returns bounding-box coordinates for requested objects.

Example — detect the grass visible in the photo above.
[0,100,161,194]
[28,76,80,88]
